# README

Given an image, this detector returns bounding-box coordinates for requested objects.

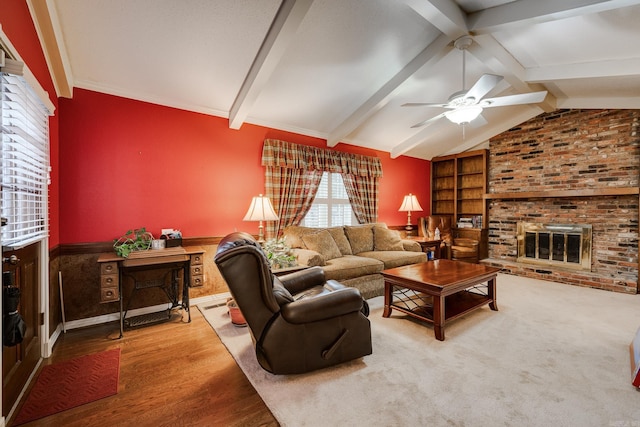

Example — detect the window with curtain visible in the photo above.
[1,72,51,248]
[262,139,383,237]
[301,172,357,227]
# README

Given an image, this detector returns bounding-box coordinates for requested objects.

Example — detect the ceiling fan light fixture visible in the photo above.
[445,106,483,124]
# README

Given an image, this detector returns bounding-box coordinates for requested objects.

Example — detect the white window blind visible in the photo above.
[302,172,357,228]
[1,73,50,249]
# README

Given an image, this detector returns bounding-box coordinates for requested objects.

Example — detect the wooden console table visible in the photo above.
[97,246,204,337]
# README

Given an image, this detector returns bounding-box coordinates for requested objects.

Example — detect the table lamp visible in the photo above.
[399,193,423,231]
[243,194,279,243]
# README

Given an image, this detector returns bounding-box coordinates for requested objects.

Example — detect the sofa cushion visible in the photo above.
[321,255,384,281]
[302,230,342,260]
[345,225,374,254]
[374,226,404,251]
[283,225,315,249]
[327,226,352,255]
[358,250,427,269]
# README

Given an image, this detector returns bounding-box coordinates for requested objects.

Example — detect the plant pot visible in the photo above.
[227,299,247,327]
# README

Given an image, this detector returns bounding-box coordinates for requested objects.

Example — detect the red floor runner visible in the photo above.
[13,348,120,425]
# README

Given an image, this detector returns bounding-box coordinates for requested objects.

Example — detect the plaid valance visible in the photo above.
[262,139,383,178]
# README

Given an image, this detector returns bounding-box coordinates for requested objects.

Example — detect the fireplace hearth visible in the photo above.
[517,222,592,271]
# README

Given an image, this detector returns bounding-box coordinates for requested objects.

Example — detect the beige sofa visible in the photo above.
[282,224,427,299]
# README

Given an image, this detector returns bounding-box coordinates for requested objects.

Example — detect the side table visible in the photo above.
[405,236,442,259]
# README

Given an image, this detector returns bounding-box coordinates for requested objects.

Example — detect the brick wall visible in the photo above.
[485,109,640,293]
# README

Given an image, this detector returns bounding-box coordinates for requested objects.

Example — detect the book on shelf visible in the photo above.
[458,216,483,228]
[457,218,473,228]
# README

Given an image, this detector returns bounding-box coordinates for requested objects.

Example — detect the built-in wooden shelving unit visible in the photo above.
[431,149,488,259]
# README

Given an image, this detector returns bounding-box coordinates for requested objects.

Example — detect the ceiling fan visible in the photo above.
[403,36,548,129]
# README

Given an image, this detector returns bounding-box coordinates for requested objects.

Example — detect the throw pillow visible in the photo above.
[302,230,343,260]
[374,226,404,251]
[294,249,326,267]
[283,225,314,248]
[345,225,374,254]
[327,226,353,255]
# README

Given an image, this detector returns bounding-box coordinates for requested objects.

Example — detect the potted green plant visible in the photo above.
[113,228,154,258]
[262,239,297,269]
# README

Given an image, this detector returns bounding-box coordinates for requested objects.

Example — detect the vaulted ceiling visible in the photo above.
[30,0,640,160]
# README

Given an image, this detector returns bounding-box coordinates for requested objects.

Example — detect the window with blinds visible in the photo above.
[1,72,50,249]
[302,172,357,228]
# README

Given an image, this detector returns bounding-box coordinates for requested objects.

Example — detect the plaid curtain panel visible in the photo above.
[262,139,383,237]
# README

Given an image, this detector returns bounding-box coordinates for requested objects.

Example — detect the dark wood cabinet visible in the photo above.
[431,149,488,259]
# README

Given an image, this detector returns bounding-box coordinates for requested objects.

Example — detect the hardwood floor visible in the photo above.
[8,307,278,427]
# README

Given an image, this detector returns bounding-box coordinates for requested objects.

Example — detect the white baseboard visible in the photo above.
[45,293,232,358]
[59,293,232,331]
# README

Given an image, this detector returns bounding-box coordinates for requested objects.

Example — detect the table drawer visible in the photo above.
[191,253,203,265]
[100,261,118,275]
[191,274,204,287]
[101,274,118,288]
[191,264,203,276]
[100,286,120,303]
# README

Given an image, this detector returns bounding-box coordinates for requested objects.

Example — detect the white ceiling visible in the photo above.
[35,0,640,160]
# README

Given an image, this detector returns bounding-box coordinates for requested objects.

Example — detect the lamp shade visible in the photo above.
[399,193,423,212]
[445,106,483,124]
[243,194,279,221]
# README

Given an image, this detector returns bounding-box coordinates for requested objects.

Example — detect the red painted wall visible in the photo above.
[59,89,430,243]
[2,1,60,247]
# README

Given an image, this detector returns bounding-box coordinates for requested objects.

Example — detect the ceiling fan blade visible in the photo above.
[402,102,449,108]
[481,91,548,107]
[410,112,447,129]
[464,74,503,102]
[469,114,487,128]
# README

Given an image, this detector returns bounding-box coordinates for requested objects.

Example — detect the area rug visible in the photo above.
[200,274,640,427]
[13,348,121,425]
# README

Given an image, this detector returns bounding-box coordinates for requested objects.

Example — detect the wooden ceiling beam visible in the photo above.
[527,58,640,82]
[228,0,314,130]
[401,0,468,39]
[26,0,73,98]
[327,34,451,148]
[468,0,640,34]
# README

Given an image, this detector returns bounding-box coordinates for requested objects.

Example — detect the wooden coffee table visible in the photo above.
[381,259,499,341]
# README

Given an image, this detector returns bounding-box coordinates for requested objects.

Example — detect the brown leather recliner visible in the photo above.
[214,232,372,375]
[419,216,479,263]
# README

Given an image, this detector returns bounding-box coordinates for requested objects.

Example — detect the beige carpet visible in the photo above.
[199,274,640,426]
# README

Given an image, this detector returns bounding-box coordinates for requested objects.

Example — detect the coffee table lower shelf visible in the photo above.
[389,289,492,324]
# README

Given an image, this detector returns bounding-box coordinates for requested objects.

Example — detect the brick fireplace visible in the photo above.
[484,109,639,293]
